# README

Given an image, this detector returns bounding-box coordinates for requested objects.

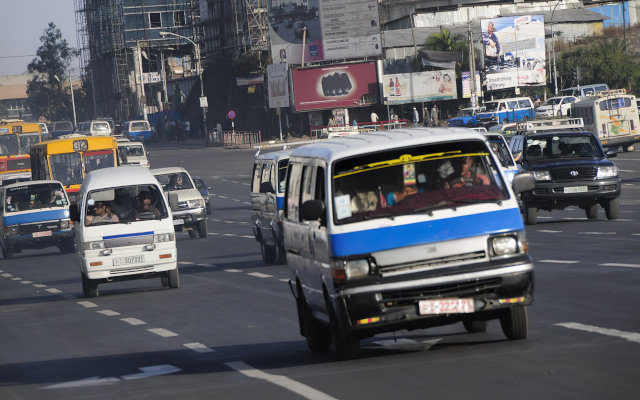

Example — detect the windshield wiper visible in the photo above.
[411,201,451,215]
[451,198,503,206]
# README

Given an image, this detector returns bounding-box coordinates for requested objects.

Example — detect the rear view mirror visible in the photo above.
[300,199,325,221]
[69,204,80,222]
[605,149,617,158]
[512,172,535,194]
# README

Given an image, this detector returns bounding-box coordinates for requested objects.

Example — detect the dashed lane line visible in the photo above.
[599,263,640,269]
[178,261,195,265]
[225,269,242,273]
[279,279,289,283]
[538,259,580,264]
[97,310,121,316]
[20,280,33,284]
[537,230,562,233]
[183,342,215,353]
[225,361,338,400]
[11,277,21,281]
[1,273,12,277]
[577,232,616,235]
[33,283,47,288]
[148,328,179,338]
[78,301,98,308]
[121,318,146,326]
[555,322,640,344]
[46,288,62,294]
[247,272,273,278]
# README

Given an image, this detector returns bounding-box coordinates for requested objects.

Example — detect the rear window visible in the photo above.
[54,122,73,131]
[92,122,110,132]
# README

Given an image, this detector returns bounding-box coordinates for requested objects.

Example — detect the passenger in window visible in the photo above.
[136,190,161,218]
[168,174,184,190]
[86,202,119,225]
[48,189,65,206]
[444,156,490,188]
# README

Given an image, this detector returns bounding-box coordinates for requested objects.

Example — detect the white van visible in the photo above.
[284,128,535,360]
[72,166,178,297]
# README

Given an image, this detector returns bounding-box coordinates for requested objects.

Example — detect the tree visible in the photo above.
[26,22,76,121]
[425,27,466,52]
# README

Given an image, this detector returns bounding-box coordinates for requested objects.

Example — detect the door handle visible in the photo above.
[288,248,300,255]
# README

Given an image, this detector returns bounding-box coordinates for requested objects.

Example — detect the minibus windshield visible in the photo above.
[4,183,67,213]
[332,140,509,224]
[85,184,168,226]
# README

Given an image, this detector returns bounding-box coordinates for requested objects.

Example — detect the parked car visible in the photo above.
[117,139,150,168]
[193,176,212,215]
[0,180,74,258]
[71,166,178,297]
[535,96,578,117]
[476,97,536,126]
[123,120,154,142]
[447,107,485,127]
[152,167,208,238]
[509,118,620,224]
[51,121,75,139]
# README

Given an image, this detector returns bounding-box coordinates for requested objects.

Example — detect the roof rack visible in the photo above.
[516,118,584,134]
[586,88,627,98]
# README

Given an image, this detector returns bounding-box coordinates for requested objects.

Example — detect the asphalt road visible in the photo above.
[1,142,639,399]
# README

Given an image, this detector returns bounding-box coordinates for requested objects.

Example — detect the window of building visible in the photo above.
[149,12,162,28]
[174,11,185,27]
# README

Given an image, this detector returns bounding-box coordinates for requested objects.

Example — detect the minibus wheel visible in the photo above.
[260,239,276,263]
[463,319,487,333]
[326,297,360,360]
[198,220,208,238]
[301,296,331,352]
[2,246,15,259]
[500,305,528,340]
[585,203,598,220]
[168,268,180,288]
[81,272,99,297]
[605,198,619,220]
[524,203,537,225]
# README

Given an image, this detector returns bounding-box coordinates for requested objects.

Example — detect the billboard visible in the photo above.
[319,0,382,61]
[382,70,457,105]
[291,62,378,111]
[461,71,482,98]
[269,1,323,65]
[267,63,290,109]
[481,15,546,91]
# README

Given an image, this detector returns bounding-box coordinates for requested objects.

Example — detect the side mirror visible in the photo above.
[207,186,212,190]
[512,172,535,194]
[69,204,80,222]
[300,199,325,221]
[168,192,179,210]
[260,181,275,194]
[605,149,617,158]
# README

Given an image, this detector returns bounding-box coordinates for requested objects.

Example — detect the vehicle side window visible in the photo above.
[314,166,326,226]
[301,165,314,205]
[498,102,506,111]
[260,163,275,193]
[507,101,519,110]
[518,99,532,108]
[285,162,302,220]
[251,162,261,193]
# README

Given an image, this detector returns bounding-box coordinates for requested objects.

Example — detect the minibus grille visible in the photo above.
[19,221,61,235]
[379,251,486,277]
[379,277,502,307]
[104,234,153,248]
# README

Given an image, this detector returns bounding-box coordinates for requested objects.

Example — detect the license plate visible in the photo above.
[418,298,475,315]
[173,219,184,225]
[113,255,145,266]
[32,231,52,238]
[564,186,588,193]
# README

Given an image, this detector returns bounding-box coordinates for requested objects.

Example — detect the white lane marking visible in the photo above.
[279,279,289,283]
[230,181,240,184]
[46,288,62,294]
[1,273,12,277]
[78,301,98,308]
[562,217,588,220]
[555,322,640,344]
[148,328,178,337]
[247,272,273,278]
[239,235,254,239]
[242,202,251,205]
[0,269,3,272]
[537,230,562,233]
[218,195,228,199]
[538,259,580,264]
[599,263,640,269]
[33,283,47,288]
[242,183,250,186]
[178,261,194,265]
[225,268,241,273]
[43,376,120,389]
[20,280,33,284]
[97,310,121,316]
[537,216,553,219]
[371,338,441,351]
[618,169,635,172]
[121,364,181,380]
[183,342,215,353]
[622,183,635,186]
[577,232,616,235]
[225,361,338,400]
[11,277,21,281]
[44,365,181,389]
[633,233,640,236]
[222,233,235,237]
[121,318,146,326]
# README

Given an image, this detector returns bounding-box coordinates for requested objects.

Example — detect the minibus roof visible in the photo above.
[83,166,159,192]
[1,180,64,190]
[255,149,292,161]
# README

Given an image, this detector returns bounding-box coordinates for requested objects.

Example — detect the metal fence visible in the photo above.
[206,131,262,148]
[309,119,409,139]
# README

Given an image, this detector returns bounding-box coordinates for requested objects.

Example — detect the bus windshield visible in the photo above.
[0,135,19,155]
[4,182,68,213]
[18,132,41,154]
[50,153,83,186]
[84,150,115,174]
[130,122,149,131]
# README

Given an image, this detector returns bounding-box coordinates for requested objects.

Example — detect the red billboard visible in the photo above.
[291,62,378,111]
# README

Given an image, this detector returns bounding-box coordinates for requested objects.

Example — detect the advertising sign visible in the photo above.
[269,1,323,65]
[481,15,546,91]
[291,62,378,111]
[462,71,482,98]
[382,70,457,105]
[319,0,382,61]
[267,63,290,109]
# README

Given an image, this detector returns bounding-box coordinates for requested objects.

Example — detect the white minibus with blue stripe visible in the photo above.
[284,128,536,360]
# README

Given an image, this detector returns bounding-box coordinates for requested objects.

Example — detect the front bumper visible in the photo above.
[172,206,206,230]
[81,246,177,281]
[5,230,74,249]
[331,259,534,337]
[527,178,621,207]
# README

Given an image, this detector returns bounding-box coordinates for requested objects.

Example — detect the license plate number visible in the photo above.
[32,231,52,238]
[173,219,184,225]
[113,255,145,266]
[418,298,475,315]
[564,186,588,193]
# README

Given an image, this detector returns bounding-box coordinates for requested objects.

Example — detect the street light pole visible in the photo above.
[69,73,77,127]
[551,0,562,96]
[159,31,207,137]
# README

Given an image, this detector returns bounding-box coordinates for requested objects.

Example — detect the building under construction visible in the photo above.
[75,0,201,122]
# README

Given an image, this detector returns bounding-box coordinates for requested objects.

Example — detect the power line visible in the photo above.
[0,54,37,59]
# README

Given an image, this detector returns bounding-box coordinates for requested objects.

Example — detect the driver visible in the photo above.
[444,156,490,189]
[136,190,161,218]
[168,174,184,190]
[86,201,119,225]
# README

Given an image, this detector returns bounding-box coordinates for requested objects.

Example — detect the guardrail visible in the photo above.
[309,119,409,139]
[206,130,262,148]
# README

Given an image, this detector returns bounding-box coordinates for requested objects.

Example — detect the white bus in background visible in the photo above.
[571,89,640,152]
[559,83,609,98]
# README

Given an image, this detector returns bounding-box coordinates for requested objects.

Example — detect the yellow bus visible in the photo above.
[0,119,42,185]
[29,135,118,202]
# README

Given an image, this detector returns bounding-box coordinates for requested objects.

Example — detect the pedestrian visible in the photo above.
[170,119,176,140]
[352,119,358,127]
[423,105,431,127]
[370,110,379,123]
[430,104,439,127]
[412,107,419,127]
[534,95,542,108]
[185,119,191,139]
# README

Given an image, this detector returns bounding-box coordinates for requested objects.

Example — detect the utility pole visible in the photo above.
[551,0,562,95]
[467,8,478,107]
[69,73,77,127]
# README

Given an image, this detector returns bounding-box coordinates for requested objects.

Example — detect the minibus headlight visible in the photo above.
[490,236,518,256]
[188,198,205,208]
[154,233,175,243]
[4,225,19,235]
[596,165,617,179]
[533,170,551,181]
[60,220,70,229]
[83,240,105,250]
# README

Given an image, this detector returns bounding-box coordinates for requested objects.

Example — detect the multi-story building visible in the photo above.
[0,74,34,122]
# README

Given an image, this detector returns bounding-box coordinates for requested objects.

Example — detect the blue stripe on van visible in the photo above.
[330,208,523,257]
[4,209,69,225]
[103,231,154,240]
[277,196,285,210]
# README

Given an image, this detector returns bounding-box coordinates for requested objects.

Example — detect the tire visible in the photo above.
[524,203,537,225]
[327,300,360,360]
[273,232,286,265]
[500,305,528,340]
[302,299,331,352]
[605,198,619,220]
[161,274,169,287]
[82,272,99,297]
[586,203,598,220]
[206,200,212,215]
[167,268,180,288]
[198,220,208,238]
[260,239,276,263]
[188,229,197,239]
[2,246,15,259]
[463,319,487,333]
[58,240,75,254]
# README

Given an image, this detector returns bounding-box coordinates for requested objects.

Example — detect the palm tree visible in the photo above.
[425,27,466,52]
